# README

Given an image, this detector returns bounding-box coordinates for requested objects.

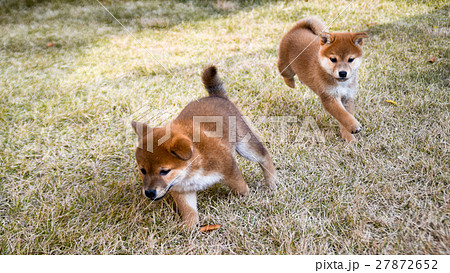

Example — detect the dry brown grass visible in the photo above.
[0,0,448,254]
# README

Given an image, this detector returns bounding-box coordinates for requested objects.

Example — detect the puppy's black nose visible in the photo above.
[339,71,347,78]
[144,189,157,199]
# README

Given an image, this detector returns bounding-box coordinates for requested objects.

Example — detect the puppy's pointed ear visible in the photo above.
[131,121,149,139]
[169,135,193,161]
[319,32,334,45]
[353,32,369,46]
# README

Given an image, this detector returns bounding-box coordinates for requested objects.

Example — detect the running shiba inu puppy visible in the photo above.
[131,65,277,228]
[278,17,369,142]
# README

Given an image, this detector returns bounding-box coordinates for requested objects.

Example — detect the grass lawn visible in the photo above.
[0,0,448,254]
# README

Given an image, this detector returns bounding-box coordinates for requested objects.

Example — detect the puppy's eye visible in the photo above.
[140,168,147,175]
[348,58,354,63]
[330,57,337,63]
[160,169,171,176]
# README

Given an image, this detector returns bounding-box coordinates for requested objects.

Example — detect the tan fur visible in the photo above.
[278,17,368,142]
[132,65,277,228]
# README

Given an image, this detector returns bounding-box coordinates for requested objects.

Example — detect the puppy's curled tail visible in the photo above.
[291,16,326,35]
[201,65,228,99]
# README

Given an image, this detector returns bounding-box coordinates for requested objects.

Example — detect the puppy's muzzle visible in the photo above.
[144,189,166,201]
[144,189,158,199]
[337,71,348,81]
[143,185,173,201]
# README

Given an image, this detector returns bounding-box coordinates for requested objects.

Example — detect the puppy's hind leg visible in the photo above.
[278,55,296,88]
[283,76,296,89]
[223,160,250,196]
[236,140,277,189]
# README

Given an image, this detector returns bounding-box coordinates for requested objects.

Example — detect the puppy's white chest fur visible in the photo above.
[328,80,357,99]
[172,170,223,192]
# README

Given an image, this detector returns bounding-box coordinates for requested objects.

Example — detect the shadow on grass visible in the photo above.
[0,0,281,52]
[364,5,449,88]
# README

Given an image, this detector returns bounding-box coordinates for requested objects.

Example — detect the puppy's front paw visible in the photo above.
[342,131,356,143]
[348,121,362,134]
[266,176,278,190]
[182,216,199,229]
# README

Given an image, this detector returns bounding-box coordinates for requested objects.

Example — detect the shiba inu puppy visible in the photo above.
[131,65,277,228]
[278,17,369,142]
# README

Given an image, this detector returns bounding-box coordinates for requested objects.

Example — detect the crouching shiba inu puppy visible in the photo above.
[131,65,277,228]
[278,17,368,142]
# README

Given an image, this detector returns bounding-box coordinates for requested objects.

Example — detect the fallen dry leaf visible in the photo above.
[199,224,221,232]
[428,56,436,63]
[385,99,398,106]
[367,22,378,26]
[46,42,54,48]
